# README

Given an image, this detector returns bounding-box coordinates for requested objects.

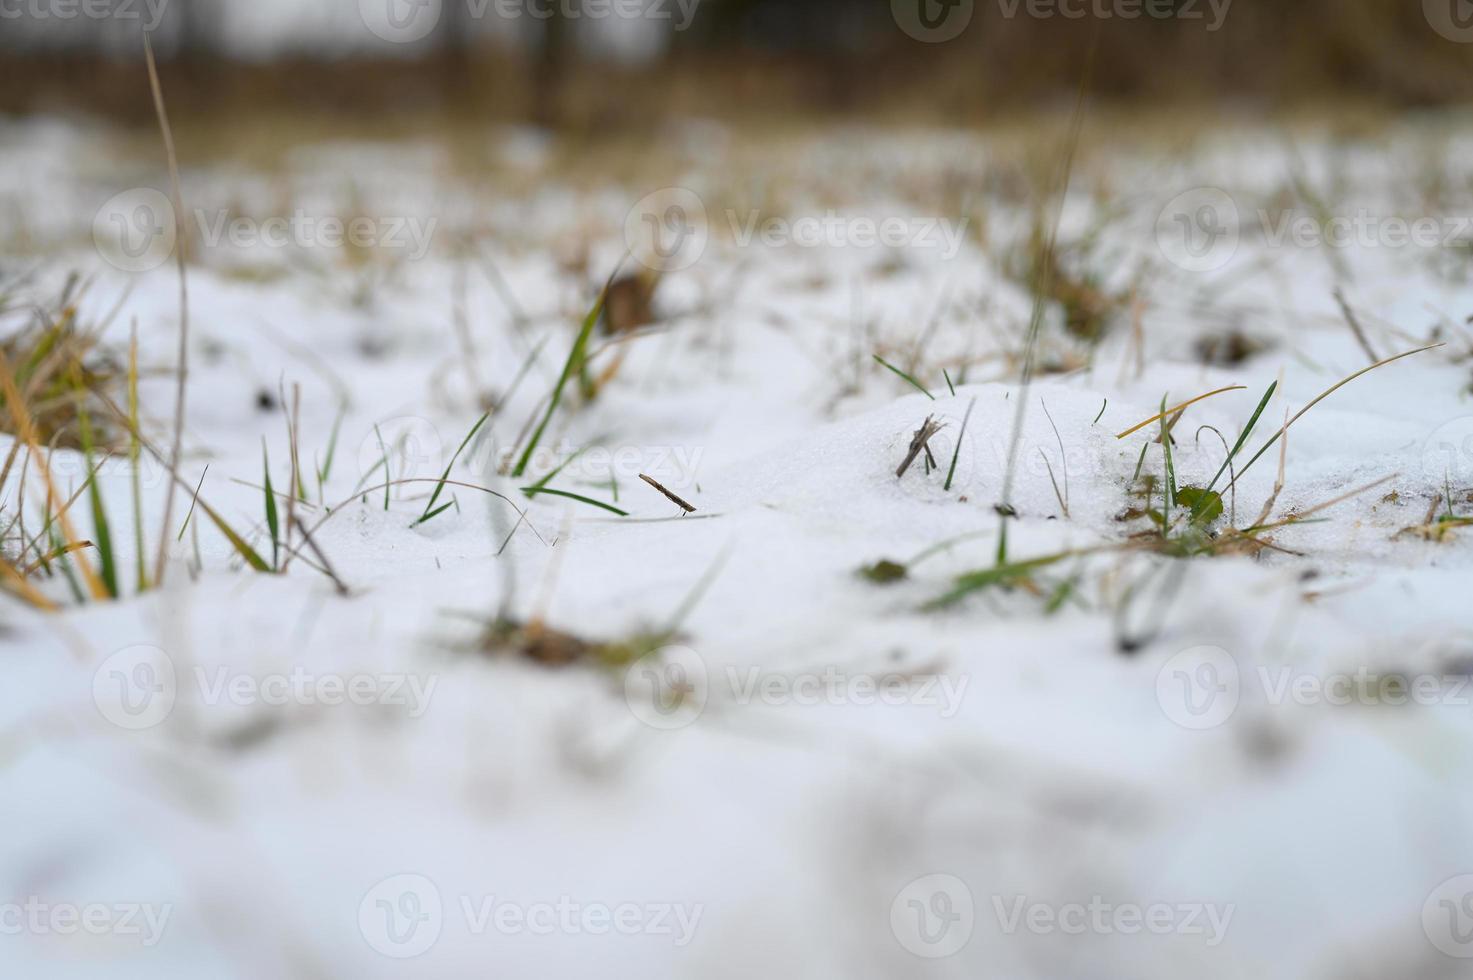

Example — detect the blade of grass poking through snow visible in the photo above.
[1041,399,1069,517]
[1189,381,1277,520]
[262,440,279,570]
[944,369,956,397]
[77,401,118,598]
[93,391,273,574]
[1158,394,1175,530]
[926,551,1077,610]
[374,425,390,511]
[996,31,1097,566]
[512,262,623,479]
[0,349,107,600]
[128,326,147,592]
[944,397,976,492]
[416,410,491,526]
[521,487,629,516]
[317,402,344,501]
[145,35,191,587]
[873,354,933,400]
[525,444,589,496]
[177,466,208,541]
[1226,344,1441,492]
[1114,385,1246,440]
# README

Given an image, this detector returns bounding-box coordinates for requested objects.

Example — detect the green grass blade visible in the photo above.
[873,354,934,400]
[525,444,589,495]
[177,466,209,541]
[417,410,492,525]
[926,552,1072,610]
[77,404,117,599]
[1200,382,1276,498]
[944,397,976,492]
[521,486,629,516]
[262,439,279,571]
[128,330,148,593]
[512,267,618,478]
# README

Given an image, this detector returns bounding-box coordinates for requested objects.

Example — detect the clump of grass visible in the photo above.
[0,278,124,452]
[477,550,726,668]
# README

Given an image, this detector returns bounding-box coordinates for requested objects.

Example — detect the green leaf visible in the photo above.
[1176,486,1224,525]
[263,440,279,571]
[520,486,629,516]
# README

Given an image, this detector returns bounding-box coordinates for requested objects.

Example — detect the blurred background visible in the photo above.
[3,0,1473,132]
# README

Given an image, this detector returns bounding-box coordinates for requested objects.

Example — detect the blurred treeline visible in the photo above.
[1,0,1470,127]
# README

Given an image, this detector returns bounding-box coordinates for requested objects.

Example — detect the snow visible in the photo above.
[2,113,1473,978]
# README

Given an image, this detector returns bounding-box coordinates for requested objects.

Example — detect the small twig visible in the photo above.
[639,474,696,514]
[290,513,350,597]
[896,415,946,479]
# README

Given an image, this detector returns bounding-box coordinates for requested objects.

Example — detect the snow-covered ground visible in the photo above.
[3,111,1473,979]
